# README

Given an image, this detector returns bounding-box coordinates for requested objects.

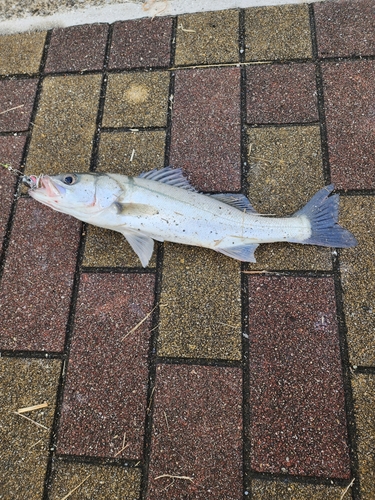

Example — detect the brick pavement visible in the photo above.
[0,2,374,499]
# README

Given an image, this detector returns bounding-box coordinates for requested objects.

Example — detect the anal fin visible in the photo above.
[216,243,258,262]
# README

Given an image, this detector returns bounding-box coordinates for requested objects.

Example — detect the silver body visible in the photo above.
[28,168,356,267]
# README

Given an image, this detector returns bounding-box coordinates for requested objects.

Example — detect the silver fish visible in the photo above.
[28,167,357,267]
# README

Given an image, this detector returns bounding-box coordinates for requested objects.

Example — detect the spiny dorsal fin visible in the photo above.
[210,193,258,214]
[138,167,197,191]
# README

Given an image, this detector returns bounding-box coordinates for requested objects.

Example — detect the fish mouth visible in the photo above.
[29,175,65,198]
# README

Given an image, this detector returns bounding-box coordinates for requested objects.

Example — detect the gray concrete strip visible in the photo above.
[0,0,322,34]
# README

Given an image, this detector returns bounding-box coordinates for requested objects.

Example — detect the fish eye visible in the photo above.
[63,174,77,185]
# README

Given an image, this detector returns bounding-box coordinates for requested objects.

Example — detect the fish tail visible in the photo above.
[294,184,357,248]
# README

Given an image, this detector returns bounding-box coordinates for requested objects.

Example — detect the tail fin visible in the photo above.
[294,185,357,248]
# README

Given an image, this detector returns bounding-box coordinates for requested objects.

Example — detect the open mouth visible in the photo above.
[27,175,64,197]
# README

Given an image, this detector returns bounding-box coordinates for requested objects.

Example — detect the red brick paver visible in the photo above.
[322,60,375,189]
[314,0,375,58]
[246,63,318,124]
[109,17,173,69]
[248,276,351,478]
[170,67,241,191]
[57,273,155,459]
[44,24,109,73]
[148,364,243,499]
[0,136,25,245]
[0,199,81,351]
[0,79,38,132]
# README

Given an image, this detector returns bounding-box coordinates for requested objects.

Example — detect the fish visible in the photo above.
[27,167,357,267]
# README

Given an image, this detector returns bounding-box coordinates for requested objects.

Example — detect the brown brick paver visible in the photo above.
[314,0,375,58]
[0,2,374,499]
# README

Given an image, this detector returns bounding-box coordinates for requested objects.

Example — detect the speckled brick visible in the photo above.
[0,358,61,499]
[148,364,242,499]
[339,196,375,367]
[0,135,26,246]
[44,24,108,73]
[57,273,155,459]
[109,17,172,69]
[49,461,141,499]
[246,126,331,271]
[26,74,101,174]
[246,63,318,124]
[0,79,38,132]
[97,130,166,175]
[175,10,239,66]
[352,373,375,500]
[102,71,170,128]
[158,243,242,360]
[322,60,375,189]
[314,0,375,58]
[0,32,46,75]
[170,67,241,191]
[250,479,352,499]
[0,198,81,351]
[244,4,312,61]
[248,276,350,478]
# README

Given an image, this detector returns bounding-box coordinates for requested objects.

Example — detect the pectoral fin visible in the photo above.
[120,231,154,267]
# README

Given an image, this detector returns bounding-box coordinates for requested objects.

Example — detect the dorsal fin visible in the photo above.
[210,193,258,214]
[138,167,197,191]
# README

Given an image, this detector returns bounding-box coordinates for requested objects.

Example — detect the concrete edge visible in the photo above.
[0,0,323,35]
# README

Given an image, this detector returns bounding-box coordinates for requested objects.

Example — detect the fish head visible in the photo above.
[28,172,123,219]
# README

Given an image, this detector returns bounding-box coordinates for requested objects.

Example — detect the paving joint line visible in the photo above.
[249,470,353,487]
[246,121,320,128]
[353,366,375,375]
[139,241,165,499]
[101,126,167,133]
[54,453,142,468]
[155,356,242,368]
[89,24,113,172]
[309,3,331,186]
[42,221,87,500]
[331,253,361,499]
[81,266,157,273]
[139,18,178,498]
[337,189,375,197]
[239,8,253,499]
[0,350,65,359]
[0,31,50,286]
